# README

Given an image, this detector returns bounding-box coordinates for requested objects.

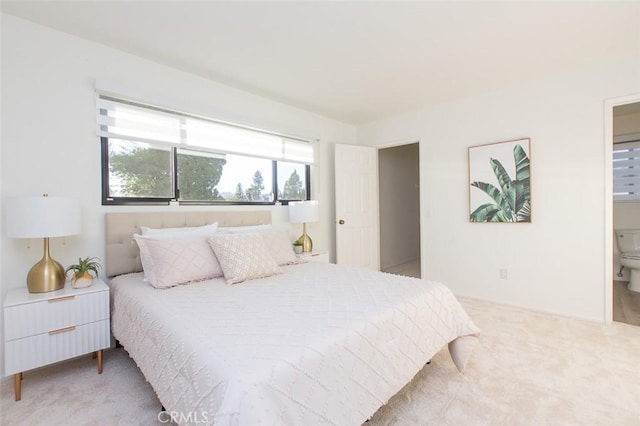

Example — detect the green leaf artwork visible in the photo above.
[469,140,531,223]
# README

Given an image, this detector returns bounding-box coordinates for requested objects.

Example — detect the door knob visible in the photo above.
[338,219,345,225]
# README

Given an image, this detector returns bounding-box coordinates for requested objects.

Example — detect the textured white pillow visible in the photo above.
[134,234,224,288]
[140,222,218,237]
[220,225,297,266]
[218,224,271,233]
[259,228,298,266]
[208,233,282,284]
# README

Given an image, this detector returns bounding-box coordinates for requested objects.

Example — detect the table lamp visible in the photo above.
[288,200,319,253]
[6,195,82,293]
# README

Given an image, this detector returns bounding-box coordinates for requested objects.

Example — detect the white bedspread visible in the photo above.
[110,262,479,425]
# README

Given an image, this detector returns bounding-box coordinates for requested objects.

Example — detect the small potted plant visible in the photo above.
[66,257,102,289]
[292,241,304,254]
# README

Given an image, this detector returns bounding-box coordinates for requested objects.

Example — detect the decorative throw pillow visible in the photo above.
[219,225,297,266]
[208,233,282,284]
[134,234,224,289]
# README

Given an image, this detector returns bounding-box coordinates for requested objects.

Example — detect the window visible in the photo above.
[98,95,313,205]
[277,161,309,201]
[613,140,640,202]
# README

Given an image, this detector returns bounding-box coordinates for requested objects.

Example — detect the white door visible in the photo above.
[334,144,380,269]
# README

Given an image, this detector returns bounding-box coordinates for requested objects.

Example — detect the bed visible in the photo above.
[106,211,479,425]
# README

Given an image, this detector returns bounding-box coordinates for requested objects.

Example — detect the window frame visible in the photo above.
[98,93,315,206]
[274,161,312,204]
[101,137,311,206]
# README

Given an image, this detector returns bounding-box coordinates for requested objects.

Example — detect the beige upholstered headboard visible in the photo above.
[105,211,271,277]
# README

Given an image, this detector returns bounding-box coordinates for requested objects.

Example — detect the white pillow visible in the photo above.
[218,224,297,265]
[208,233,282,285]
[259,228,298,266]
[140,222,218,237]
[134,234,224,288]
[218,224,271,233]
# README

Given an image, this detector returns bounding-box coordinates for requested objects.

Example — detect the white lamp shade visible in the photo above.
[6,196,81,238]
[288,200,319,224]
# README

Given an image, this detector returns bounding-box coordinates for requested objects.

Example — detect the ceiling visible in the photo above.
[2,1,639,125]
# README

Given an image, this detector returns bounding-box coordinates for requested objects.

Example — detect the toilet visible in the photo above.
[615,229,640,293]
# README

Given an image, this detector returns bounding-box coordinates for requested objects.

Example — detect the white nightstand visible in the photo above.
[3,280,111,401]
[297,250,330,264]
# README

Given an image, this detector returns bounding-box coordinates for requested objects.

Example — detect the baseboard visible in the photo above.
[454,293,606,324]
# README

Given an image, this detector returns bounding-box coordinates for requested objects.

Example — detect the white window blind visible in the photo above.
[96,94,315,164]
[613,140,640,202]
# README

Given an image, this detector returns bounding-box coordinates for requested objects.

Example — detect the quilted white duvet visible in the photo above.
[110,262,479,425]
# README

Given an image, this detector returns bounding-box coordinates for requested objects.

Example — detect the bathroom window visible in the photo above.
[613,140,640,202]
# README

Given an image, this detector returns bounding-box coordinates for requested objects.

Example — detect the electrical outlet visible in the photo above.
[500,268,508,280]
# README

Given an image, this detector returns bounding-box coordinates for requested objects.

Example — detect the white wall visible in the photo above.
[0,15,356,377]
[358,55,640,322]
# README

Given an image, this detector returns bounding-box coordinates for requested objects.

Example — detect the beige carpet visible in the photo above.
[2,297,639,425]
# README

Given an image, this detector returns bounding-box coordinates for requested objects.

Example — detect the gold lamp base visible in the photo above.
[295,223,313,253]
[27,238,66,293]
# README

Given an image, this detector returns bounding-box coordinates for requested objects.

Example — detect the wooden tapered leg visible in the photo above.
[14,373,22,401]
[97,350,103,374]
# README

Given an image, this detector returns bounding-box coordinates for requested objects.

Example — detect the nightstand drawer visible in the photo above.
[4,291,109,341]
[4,319,110,375]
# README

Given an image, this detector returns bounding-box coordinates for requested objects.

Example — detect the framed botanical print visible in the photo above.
[468,138,531,223]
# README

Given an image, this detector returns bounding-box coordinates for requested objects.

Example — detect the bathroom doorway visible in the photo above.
[612,100,640,326]
[378,142,421,278]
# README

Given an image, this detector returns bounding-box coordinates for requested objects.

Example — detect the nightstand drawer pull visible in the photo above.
[48,296,75,303]
[49,326,76,335]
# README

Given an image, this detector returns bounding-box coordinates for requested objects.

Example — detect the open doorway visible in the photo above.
[378,142,421,278]
[612,101,640,326]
